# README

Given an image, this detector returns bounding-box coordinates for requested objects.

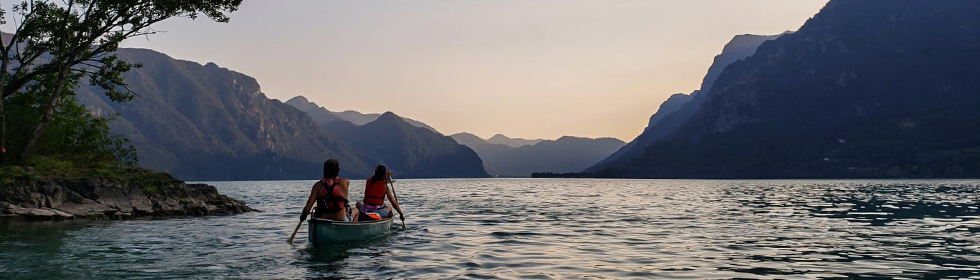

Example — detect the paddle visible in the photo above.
[388,177,407,229]
[287,219,303,244]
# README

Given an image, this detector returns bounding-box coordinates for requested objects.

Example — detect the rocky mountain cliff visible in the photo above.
[76,49,370,180]
[452,133,624,177]
[595,0,980,178]
[590,33,782,170]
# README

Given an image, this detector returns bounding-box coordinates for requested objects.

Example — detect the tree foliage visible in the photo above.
[0,0,242,166]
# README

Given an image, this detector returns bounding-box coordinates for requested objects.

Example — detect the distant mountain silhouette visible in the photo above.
[76,49,371,180]
[281,96,345,126]
[284,96,440,134]
[451,133,624,177]
[75,49,483,180]
[589,33,783,171]
[324,113,488,178]
[594,0,980,178]
[485,134,544,148]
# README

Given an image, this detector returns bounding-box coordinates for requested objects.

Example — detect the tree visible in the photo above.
[0,0,243,165]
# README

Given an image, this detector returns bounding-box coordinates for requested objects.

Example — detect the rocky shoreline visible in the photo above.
[0,178,253,221]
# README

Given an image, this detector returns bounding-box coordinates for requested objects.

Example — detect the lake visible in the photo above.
[2,179,979,279]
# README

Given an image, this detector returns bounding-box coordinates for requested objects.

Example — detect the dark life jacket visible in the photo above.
[316,178,348,215]
[364,178,387,206]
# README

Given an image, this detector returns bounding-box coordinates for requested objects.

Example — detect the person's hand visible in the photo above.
[300,210,309,222]
[399,213,406,221]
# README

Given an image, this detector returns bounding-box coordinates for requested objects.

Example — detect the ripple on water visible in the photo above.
[2,179,980,279]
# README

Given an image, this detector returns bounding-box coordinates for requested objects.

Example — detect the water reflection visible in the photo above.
[726,181,980,279]
[1,179,978,279]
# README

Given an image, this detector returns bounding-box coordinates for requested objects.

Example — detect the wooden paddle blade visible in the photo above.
[287,221,303,244]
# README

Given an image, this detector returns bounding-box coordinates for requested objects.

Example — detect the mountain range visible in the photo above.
[452,133,624,177]
[590,33,783,171]
[485,134,544,148]
[287,97,622,178]
[592,0,980,178]
[76,48,486,180]
[284,96,440,133]
[294,104,488,178]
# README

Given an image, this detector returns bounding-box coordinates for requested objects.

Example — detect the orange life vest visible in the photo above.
[363,178,387,206]
[315,178,347,215]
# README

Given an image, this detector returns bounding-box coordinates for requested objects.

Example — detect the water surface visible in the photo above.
[2,179,979,279]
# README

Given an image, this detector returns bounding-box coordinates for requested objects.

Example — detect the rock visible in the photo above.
[10,205,32,215]
[24,208,72,220]
[46,208,75,219]
[39,183,66,209]
[127,188,154,214]
[66,191,85,204]
[92,186,131,211]
[56,199,113,217]
[152,196,183,215]
[3,176,251,221]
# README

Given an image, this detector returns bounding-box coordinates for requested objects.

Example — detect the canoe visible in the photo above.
[307,217,394,246]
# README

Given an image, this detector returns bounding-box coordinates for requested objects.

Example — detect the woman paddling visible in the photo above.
[356,165,405,222]
[301,159,358,223]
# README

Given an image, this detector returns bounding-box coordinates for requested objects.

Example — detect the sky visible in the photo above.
[29,0,830,141]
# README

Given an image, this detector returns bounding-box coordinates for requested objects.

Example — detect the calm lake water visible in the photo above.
[2,179,979,279]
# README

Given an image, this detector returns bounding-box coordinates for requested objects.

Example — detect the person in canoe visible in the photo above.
[301,159,358,223]
[356,165,405,222]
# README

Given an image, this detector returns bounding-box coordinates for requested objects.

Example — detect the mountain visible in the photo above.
[590,33,783,170]
[281,96,345,126]
[75,49,371,180]
[75,48,485,180]
[449,133,520,175]
[486,134,544,148]
[451,133,624,177]
[323,113,488,178]
[284,96,440,134]
[595,0,980,178]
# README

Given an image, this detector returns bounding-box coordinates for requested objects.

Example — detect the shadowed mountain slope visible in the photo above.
[324,113,488,178]
[595,0,980,178]
[76,49,370,180]
[590,33,783,171]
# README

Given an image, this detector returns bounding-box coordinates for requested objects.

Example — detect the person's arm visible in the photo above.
[301,183,318,221]
[340,179,351,199]
[340,179,358,221]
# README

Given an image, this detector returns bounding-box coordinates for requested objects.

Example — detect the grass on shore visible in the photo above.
[0,156,182,193]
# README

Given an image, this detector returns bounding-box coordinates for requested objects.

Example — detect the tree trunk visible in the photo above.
[17,67,71,165]
[0,85,6,165]
[0,56,8,165]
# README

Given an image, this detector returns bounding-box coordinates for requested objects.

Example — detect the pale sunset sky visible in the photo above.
[113,0,831,141]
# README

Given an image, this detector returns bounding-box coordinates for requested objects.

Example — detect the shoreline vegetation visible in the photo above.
[0,0,249,222]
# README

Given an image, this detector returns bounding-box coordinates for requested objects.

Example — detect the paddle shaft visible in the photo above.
[287,220,303,244]
[387,177,407,229]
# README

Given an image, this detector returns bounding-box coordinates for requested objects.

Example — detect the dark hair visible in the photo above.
[371,165,387,183]
[323,159,340,179]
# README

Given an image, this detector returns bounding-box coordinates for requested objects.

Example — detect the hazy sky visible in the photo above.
[116,1,826,140]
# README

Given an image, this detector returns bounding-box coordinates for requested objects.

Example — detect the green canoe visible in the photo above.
[307,217,395,246]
